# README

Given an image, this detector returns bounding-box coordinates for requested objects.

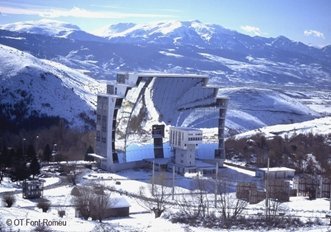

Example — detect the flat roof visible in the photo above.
[259,167,296,172]
[127,72,209,79]
[97,93,123,98]
[87,153,106,160]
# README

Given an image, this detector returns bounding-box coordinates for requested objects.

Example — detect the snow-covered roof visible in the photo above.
[87,153,106,160]
[109,197,131,208]
[259,167,295,172]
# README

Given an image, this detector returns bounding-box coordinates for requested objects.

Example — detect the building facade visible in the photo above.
[95,73,228,171]
[152,124,165,159]
[169,127,202,172]
[214,97,229,166]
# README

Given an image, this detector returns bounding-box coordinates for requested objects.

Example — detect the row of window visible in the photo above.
[188,137,202,141]
[96,132,107,143]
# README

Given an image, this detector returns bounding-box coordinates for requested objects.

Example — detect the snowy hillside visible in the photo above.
[0,44,103,127]
[234,116,331,139]
[218,87,318,133]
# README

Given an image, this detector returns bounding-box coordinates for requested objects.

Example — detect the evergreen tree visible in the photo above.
[84,145,94,161]
[43,144,52,162]
[11,160,30,182]
[26,144,36,162]
[6,148,15,169]
[30,156,40,178]
[0,146,6,183]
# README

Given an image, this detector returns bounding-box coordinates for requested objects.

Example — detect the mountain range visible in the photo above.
[0,19,330,134]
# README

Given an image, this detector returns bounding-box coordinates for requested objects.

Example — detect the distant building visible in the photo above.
[293,174,331,198]
[256,167,295,179]
[105,197,131,218]
[22,179,44,199]
[255,167,295,202]
[236,182,266,204]
[266,178,291,202]
[93,72,228,171]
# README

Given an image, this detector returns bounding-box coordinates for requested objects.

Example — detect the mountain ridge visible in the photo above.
[0,19,330,132]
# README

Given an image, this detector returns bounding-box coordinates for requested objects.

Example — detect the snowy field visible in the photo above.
[1,165,331,232]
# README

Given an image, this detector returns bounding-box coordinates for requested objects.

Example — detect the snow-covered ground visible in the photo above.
[1,165,331,231]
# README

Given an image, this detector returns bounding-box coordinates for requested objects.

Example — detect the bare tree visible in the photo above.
[265,198,287,222]
[217,176,248,222]
[137,171,171,218]
[175,175,212,219]
[73,185,111,222]
[61,162,80,185]
[191,175,212,218]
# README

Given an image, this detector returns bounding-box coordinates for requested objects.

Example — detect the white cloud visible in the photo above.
[240,25,262,36]
[0,6,174,19]
[304,30,325,39]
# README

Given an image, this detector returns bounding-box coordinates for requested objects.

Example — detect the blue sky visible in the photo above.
[0,0,330,47]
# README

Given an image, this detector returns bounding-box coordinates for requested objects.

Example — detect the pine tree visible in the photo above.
[26,144,36,162]
[30,156,41,178]
[11,159,30,182]
[43,144,52,162]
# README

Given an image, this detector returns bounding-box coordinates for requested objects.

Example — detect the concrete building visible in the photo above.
[169,127,202,174]
[94,73,228,171]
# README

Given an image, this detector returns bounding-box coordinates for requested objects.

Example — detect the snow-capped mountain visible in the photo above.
[0,19,330,132]
[97,20,327,56]
[99,20,239,47]
[0,19,106,42]
[0,44,103,128]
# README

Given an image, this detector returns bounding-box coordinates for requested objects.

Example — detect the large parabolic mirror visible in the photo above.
[112,74,221,163]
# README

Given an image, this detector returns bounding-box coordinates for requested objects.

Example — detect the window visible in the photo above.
[96,131,100,141]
